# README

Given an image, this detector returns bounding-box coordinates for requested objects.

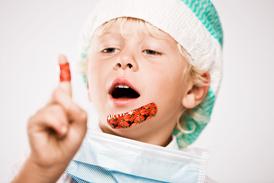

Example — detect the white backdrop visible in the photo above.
[1,0,274,182]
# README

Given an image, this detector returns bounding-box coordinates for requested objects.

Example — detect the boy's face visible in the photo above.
[87,19,190,142]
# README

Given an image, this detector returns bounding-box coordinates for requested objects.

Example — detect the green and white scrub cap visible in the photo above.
[78,0,223,149]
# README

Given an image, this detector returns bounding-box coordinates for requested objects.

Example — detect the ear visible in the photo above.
[182,72,210,109]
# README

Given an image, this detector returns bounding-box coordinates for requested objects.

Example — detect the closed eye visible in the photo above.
[143,49,162,55]
[101,47,118,53]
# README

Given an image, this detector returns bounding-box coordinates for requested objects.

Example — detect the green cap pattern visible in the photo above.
[182,0,223,46]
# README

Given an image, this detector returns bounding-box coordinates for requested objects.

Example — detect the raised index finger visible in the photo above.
[59,54,72,97]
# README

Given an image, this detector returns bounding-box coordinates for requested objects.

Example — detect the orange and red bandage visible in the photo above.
[59,63,71,82]
[107,102,157,129]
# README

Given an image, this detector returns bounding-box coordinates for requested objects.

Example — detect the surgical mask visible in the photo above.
[66,130,208,183]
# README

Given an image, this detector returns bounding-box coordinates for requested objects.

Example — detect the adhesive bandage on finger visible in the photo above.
[59,63,71,82]
[107,103,157,129]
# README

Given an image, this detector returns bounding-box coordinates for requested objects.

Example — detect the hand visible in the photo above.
[12,55,87,183]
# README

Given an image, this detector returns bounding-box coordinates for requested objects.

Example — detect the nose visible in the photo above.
[115,62,134,69]
[113,53,138,71]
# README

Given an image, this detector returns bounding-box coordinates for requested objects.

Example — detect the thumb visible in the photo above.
[59,54,72,97]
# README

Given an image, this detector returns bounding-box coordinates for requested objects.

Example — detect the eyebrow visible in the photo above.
[96,30,177,49]
[98,32,168,42]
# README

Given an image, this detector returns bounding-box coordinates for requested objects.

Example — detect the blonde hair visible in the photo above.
[80,17,209,133]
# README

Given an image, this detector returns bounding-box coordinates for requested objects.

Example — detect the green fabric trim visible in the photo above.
[181,0,223,46]
[173,88,216,149]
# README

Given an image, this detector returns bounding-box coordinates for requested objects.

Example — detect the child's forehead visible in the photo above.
[92,18,177,43]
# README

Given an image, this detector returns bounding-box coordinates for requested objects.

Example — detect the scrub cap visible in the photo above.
[78,0,223,149]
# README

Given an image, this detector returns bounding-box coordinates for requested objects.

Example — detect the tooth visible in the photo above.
[117,85,129,89]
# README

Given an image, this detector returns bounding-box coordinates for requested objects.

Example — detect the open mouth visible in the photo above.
[107,79,158,129]
[109,79,140,99]
[110,85,140,98]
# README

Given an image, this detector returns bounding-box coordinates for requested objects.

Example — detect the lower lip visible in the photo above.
[109,96,139,107]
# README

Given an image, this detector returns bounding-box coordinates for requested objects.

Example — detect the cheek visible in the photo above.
[145,63,186,105]
[87,60,107,100]
[88,56,108,83]
[150,64,184,90]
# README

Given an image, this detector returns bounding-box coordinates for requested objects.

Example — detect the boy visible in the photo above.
[12,0,223,182]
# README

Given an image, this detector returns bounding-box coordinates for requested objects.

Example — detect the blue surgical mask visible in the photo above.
[66,130,208,183]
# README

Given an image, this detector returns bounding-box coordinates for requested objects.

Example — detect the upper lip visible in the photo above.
[108,78,140,97]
